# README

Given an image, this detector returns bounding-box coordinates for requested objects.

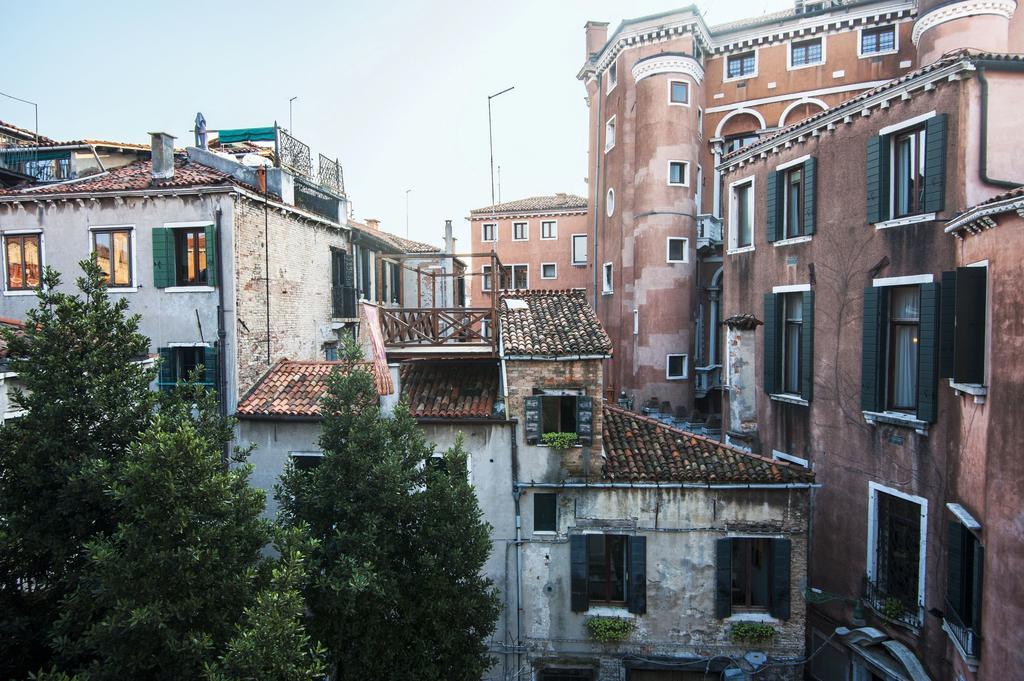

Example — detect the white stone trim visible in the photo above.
[773,235,813,247]
[878,110,936,136]
[946,502,982,532]
[872,274,933,287]
[714,108,767,138]
[631,53,705,85]
[163,286,217,294]
[705,80,890,115]
[667,160,690,187]
[772,283,811,293]
[666,236,690,263]
[775,153,812,172]
[787,35,827,72]
[666,353,689,380]
[857,23,900,58]
[778,98,829,127]
[773,450,810,468]
[866,481,928,618]
[874,213,937,230]
[912,0,1016,45]
[539,219,558,240]
[540,262,557,280]
[723,48,759,83]
[604,115,616,153]
[512,220,529,241]
[88,223,138,290]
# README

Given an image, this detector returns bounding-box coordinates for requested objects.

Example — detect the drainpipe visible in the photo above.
[591,77,604,309]
[977,64,1023,190]
[214,206,229,465]
[510,417,523,679]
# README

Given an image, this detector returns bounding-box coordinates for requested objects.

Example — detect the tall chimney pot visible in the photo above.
[444,219,454,254]
[149,132,176,181]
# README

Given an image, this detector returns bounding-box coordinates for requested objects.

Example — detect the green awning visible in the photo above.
[217,126,276,144]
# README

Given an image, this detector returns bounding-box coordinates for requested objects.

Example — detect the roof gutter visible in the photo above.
[515,481,819,490]
[234,413,322,423]
[505,354,612,361]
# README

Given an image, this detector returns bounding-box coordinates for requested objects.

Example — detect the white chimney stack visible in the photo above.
[149,132,176,180]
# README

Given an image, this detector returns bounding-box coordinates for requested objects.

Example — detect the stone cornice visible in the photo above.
[912,0,1017,44]
[945,192,1024,237]
[631,54,705,84]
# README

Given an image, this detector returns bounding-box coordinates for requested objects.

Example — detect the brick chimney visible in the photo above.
[149,132,176,181]
[584,21,610,60]
[365,218,381,231]
[444,219,455,254]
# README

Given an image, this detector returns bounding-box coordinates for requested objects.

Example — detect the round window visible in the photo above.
[606,188,615,216]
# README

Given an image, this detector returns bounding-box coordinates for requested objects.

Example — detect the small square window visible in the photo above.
[513,222,528,241]
[727,51,756,79]
[541,395,577,435]
[861,25,896,55]
[541,263,557,280]
[534,493,557,532]
[790,37,823,67]
[4,233,42,291]
[482,265,493,292]
[290,452,324,472]
[323,342,339,361]
[541,221,557,239]
[605,117,616,152]
[91,228,134,288]
[602,262,613,294]
[667,354,688,380]
[482,223,496,242]
[667,237,689,263]
[669,80,689,104]
[607,61,617,92]
[668,161,689,186]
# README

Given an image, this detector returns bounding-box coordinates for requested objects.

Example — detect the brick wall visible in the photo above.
[232,195,350,396]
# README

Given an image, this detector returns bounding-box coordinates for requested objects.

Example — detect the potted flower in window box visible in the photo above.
[586,616,635,645]
[541,431,579,452]
[729,622,777,648]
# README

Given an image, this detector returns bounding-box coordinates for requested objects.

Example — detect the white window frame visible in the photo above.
[858,23,899,59]
[481,318,492,339]
[668,79,691,106]
[666,353,689,380]
[866,481,928,620]
[666,237,690,264]
[667,160,690,187]
[724,49,758,82]
[481,222,497,243]
[571,234,588,265]
[540,219,558,240]
[606,188,615,216]
[727,175,756,254]
[605,115,616,153]
[874,110,938,228]
[607,60,618,94]
[502,263,529,291]
[602,262,613,295]
[2,229,45,296]
[87,224,138,291]
[787,36,826,71]
[481,264,493,292]
[772,449,810,468]
[540,262,557,280]
[512,221,529,241]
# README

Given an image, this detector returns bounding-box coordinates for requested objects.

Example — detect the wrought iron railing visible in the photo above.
[278,129,312,178]
[864,576,924,629]
[318,154,344,195]
[378,308,496,348]
[943,599,981,661]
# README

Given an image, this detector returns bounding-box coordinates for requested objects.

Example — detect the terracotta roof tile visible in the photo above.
[602,405,815,484]
[400,360,499,418]
[470,193,587,216]
[0,158,233,196]
[499,289,612,357]
[236,359,392,418]
[350,221,441,254]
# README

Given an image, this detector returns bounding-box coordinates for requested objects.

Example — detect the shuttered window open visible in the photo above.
[151,227,176,288]
[769,539,792,620]
[800,291,815,401]
[763,293,781,395]
[953,267,987,385]
[627,536,647,614]
[866,135,891,224]
[860,287,887,412]
[204,223,218,287]
[916,282,940,422]
[802,157,817,236]
[923,114,948,214]
[715,538,732,618]
[766,170,781,243]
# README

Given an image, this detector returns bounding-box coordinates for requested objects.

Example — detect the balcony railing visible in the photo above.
[943,599,981,663]
[864,576,924,630]
[694,364,722,397]
[696,214,723,250]
[379,307,496,349]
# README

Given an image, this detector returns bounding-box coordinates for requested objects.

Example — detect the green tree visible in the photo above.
[277,350,500,681]
[0,261,156,677]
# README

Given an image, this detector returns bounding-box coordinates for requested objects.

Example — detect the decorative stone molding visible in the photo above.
[631,54,705,85]
[912,0,1017,44]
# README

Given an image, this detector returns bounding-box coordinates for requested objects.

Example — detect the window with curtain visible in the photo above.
[92,229,133,288]
[782,293,803,394]
[174,227,208,286]
[887,286,920,411]
[784,167,803,238]
[4,233,42,290]
[894,127,926,218]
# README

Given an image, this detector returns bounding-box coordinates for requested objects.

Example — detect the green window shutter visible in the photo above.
[866,135,891,224]
[801,290,814,401]
[570,535,589,612]
[860,287,886,412]
[627,535,647,614]
[803,156,817,236]
[917,282,940,423]
[769,539,791,620]
[954,267,987,385]
[204,223,218,287]
[924,113,948,214]
[158,347,176,392]
[524,396,541,445]
[766,170,780,243]
[152,227,175,288]
[939,271,957,378]
[203,345,219,390]
[576,396,594,446]
[715,538,732,619]
[971,543,984,631]
[763,293,781,395]
[947,521,964,618]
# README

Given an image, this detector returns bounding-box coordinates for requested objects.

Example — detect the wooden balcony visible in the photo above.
[379,307,496,356]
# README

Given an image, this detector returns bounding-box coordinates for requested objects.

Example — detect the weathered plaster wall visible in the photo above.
[237,418,321,520]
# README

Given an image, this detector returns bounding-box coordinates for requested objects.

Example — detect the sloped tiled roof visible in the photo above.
[602,405,815,484]
[0,158,233,196]
[350,220,441,254]
[0,120,55,145]
[470,193,587,216]
[399,360,499,419]
[499,289,612,358]
[236,359,392,418]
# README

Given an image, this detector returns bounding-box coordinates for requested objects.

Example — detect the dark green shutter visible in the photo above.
[204,223,218,287]
[803,157,817,236]
[939,271,957,378]
[203,345,219,390]
[860,287,886,412]
[866,135,891,224]
[971,543,984,631]
[627,535,647,614]
[954,267,987,385]
[152,227,175,288]
[801,290,814,401]
[576,396,594,446]
[524,396,541,445]
[766,170,780,243]
[769,539,792,620]
[715,538,732,619]
[763,293,781,395]
[924,114,948,214]
[158,347,176,392]
[947,521,964,618]
[570,535,589,612]
[917,282,940,423]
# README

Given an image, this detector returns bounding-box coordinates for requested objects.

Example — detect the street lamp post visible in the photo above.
[405,188,412,237]
[289,96,298,133]
[0,90,39,144]
[487,86,514,210]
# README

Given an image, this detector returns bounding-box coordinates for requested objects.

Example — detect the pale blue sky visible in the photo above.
[3,0,789,248]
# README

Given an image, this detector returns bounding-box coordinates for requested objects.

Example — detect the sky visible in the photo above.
[3,0,791,250]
